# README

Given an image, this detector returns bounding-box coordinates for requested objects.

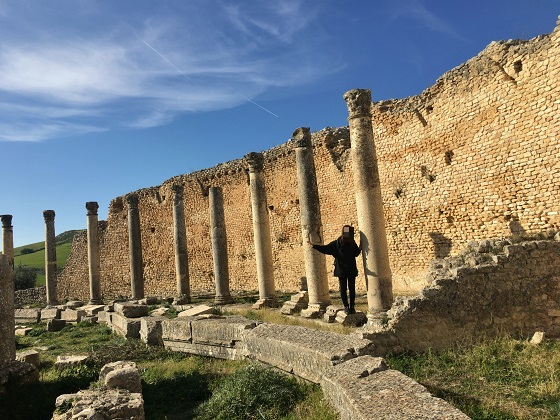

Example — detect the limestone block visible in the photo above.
[97,311,112,324]
[114,302,149,318]
[242,323,376,383]
[53,389,144,420]
[0,360,39,391]
[530,331,545,344]
[321,357,469,420]
[14,308,40,324]
[191,316,257,347]
[161,317,194,343]
[140,317,164,346]
[40,308,61,321]
[16,349,40,368]
[81,304,105,316]
[61,309,86,323]
[110,313,141,339]
[335,311,368,327]
[80,316,98,324]
[280,291,309,315]
[100,361,142,393]
[65,300,85,309]
[150,307,169,317]
[324,305,343,323]
[164,340,244,360]
[47,319,67,332]
[178,304,214,317]
[55,355,89,370]
[15,327,33,336]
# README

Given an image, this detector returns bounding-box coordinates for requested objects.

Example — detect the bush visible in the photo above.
[14,264,37,290]
[20,247,35,255]
[195,364,308,420]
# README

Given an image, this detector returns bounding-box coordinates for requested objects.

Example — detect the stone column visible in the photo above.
[126,193,144,300]
[245,152,276,309]
[43,210,58,306]
[172,185,191,304]
[1,215,14,268]
[293,127,331,318]
[344,88,393,321]
[86,202,103,304]
[0,254,15,365]
[209,186,233,304]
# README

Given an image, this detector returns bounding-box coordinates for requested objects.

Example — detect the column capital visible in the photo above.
[291,127,311,148]
[343,89,372,119]
[125,193,139,208]
[43,210,55,222]
[0,214,12,228]
[244,152,264,173]
[86,202,99,216]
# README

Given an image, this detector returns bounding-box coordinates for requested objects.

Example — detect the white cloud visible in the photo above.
[390,1,464,40]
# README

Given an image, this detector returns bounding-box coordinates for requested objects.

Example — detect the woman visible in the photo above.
[308,225,361,314]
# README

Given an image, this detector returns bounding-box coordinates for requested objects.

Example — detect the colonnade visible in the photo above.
[0,88,393,320]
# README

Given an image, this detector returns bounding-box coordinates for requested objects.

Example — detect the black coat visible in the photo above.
[313,237,361,277]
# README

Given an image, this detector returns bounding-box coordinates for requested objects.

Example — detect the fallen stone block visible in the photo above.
[178,304,214,317]
[110,313,141,339]
[14,308,40,324]
[16,349,40,368]
[97,311,112,324]
[100,361,142,393]
[65,300,85,309]
[80,316,98,324]
[191,315,257,347]
[140,316,165,346]
[40,307,61,321]
[53,389,144,420]
[0,360,39,391]
[15,327,33,336]
[164,341,245,360]
[161,317,194,344]
[114,302,149,318]
[335,311,367,327]
[55,355,89,370]
[150,307,169,317]
[280,291,309,315]
[81,304,106,316]
[530,331,545,344]
[61,309,86,323]
[324,305,343,323]
[243,323,376,383]
[47,318,67,332]
[321,356,469,420]
[138,296,159,305]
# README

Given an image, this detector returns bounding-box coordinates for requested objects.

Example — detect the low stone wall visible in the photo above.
[358,236,560,353]
[14,286,46,306]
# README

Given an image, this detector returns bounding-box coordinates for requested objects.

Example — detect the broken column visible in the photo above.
[344,89,393,321]
[0,254,15,365]
[172,185,191,304]
[86,202,103,304]
[126,193,144,300]
[245,152,277,309]
[209,186,233,305]
[43,210,58,306]
[1,214,14,268]
[293,127,331,318]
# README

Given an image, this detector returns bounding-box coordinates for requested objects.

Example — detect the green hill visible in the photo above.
[13,230,84,286]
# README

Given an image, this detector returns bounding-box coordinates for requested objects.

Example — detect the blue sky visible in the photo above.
[1,0,558,247]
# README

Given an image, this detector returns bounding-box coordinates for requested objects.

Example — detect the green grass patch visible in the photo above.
[386,337,560,419]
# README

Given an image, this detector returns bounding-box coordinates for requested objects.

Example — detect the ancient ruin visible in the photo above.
[172,185,191,304]
[0,215,13,268]
[43,210,58,306]
[86,202,103,304]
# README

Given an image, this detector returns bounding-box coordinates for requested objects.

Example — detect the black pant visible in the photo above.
[338,276,356,308]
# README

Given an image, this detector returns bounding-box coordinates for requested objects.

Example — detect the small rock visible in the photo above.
[47,319,67,332]
[530,331,545,344]
[100,361,142,393]
[15,327,33,336]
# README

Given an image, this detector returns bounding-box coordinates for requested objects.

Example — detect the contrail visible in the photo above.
[142,40,279,118]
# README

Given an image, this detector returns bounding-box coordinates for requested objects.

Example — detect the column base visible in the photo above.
[214,295,234,305]
[252,297,277,310]
[366,310,390,330]
[174,295,191,305]
[300,303,327,319]
[88,299,104,305]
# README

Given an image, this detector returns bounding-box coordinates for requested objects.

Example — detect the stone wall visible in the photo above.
[359,235,560,354]
[58,18,560,300]
[14,286,46,306]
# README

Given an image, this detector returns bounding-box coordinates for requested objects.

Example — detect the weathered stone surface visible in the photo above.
[191,316,257,347]
[100,361,142,393]
[97,311,112,324]
[281,291,309,315]
[324,305,343,323]
[14,308,40,324]
[0,360,39,391]
[53,389,144,420]
[55,355,89,370]
[178,304,214,317]
[161,317,194,343]
[15,327,33,336]
[110,313,141,339]
[530,331,545,344]
[140,316,164,346]
[150,307,169,317]
[15,349,40,368]
[335,311,367,327]
[114,302,149,318]
[47,318,67,332]
[80,316,98,324]
[81,304,105,316]
[60,309,86,323]
[65,300,84,309]
[243,323,375,383]
[164,341,244,360]
[321,356,468,420]
[40,308,61,321]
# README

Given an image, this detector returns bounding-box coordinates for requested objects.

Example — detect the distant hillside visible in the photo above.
[13,229,85,286]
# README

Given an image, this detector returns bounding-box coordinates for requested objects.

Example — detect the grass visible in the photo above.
[386,336,560,419]
[6,322,339,420]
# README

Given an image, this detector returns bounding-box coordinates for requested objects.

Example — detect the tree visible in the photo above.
[20,248,35,255]
[14,264,37,290]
